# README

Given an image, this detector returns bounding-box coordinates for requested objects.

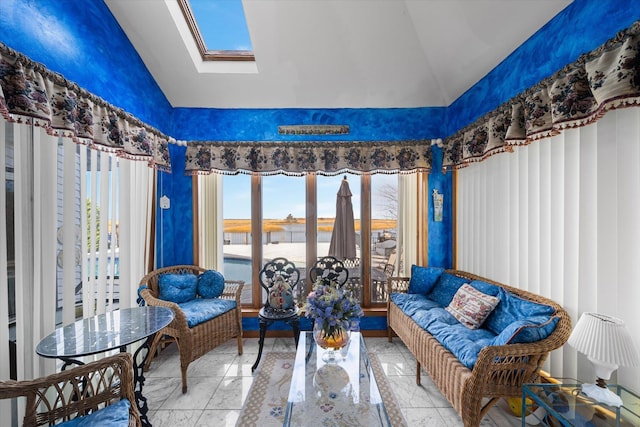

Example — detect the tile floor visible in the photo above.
[145,337,523,426]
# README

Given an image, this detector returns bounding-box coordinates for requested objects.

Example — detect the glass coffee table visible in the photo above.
[283,331,391,426]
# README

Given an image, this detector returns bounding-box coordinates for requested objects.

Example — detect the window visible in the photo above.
[215,173,407,309]
[179,0,254,61]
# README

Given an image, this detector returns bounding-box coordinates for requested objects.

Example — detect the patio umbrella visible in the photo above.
[328,176,357,259]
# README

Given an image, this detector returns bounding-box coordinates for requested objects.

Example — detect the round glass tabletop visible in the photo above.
[36,306,174,359]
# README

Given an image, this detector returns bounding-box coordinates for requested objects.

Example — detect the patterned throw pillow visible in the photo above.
[268,275,294,310]
[446,283,500,330]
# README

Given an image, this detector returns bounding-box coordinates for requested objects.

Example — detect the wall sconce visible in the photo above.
[568,312,640,407]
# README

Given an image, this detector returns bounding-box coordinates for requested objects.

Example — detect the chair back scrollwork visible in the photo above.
[259,257,300,313]
[309,256,349,286]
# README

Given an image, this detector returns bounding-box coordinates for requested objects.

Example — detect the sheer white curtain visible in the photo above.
[398,174,418,276]
[197,173,223,270]
[1,116,155,385]
[456,109,640,391]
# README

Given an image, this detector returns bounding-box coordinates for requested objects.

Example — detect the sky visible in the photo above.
[222,174,398,220]
[190,0,253,51]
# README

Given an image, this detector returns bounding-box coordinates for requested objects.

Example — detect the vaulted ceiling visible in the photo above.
[105,0,572,109]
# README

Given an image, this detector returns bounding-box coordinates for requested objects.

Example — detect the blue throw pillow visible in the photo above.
[57,399,131,427]
[485,288,556,335]
[197,270,225,299]
[425,272,467,307]
[158,273,197,304]
[408,265,444,295]
[491,315,560,345]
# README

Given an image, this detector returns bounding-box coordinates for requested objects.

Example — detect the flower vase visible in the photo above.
[313,323,350,363]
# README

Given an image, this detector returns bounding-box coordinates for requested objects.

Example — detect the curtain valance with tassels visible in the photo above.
[443,20,640,171]
[0,42,172,172]
[184,140,435,176]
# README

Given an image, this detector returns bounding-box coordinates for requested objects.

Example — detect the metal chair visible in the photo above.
[309,256,349,286]
[251,257,301,372]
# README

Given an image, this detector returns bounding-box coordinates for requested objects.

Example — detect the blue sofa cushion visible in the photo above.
[468,279,500,297]
[158,273,198,304]
[390,293,440,317]
[179,298,237,328]
[425,317,497,369]
[412,307,458,330]
[408,265,444,295]
[485,288,556,335]
[57,399,130,427]
[197,270,225,299]
[491,315,560,345]
[425,272,468,307]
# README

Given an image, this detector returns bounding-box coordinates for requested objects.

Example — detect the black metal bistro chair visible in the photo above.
[309,256,349,287]
[251,257,301,372]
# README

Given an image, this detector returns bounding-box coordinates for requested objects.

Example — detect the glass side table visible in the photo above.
[522,383,640,426]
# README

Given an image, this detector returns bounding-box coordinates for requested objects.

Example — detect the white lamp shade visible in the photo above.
[568,312,640,368]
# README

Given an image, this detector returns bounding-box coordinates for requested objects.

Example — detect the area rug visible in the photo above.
[236,352,407,427]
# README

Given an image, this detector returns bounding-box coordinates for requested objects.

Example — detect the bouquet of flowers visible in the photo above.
[304,279,364,339]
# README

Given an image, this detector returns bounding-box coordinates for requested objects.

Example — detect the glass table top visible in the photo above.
[522,383,640,426]
[284,331,391,426]
[36,306,174,358]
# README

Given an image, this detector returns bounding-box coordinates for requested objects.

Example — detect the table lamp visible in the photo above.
[568,312,640,407]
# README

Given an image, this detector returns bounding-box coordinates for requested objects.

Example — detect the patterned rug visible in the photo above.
[236,352,407,427]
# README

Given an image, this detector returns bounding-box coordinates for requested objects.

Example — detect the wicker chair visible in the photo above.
[138,265,244,393]
[0,353,141,427]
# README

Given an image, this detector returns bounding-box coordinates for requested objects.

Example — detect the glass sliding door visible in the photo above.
[370,174,398,302]
[222,174,253,304]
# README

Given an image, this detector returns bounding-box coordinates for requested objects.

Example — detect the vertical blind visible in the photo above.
[456,108,640,391]
[0,115,155,388]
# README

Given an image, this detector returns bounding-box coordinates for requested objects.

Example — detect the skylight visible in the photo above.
[179,0,254,61]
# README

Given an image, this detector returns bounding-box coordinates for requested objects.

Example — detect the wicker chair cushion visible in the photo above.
[485,287,556,335]
[159,273,198,304]
[491,315,560,345]
[179,298,237,328]
[445,284,500,329]
[57,398,131,427]
[408,265,444,294]
[197,270,225,299]
[425,272,468,306]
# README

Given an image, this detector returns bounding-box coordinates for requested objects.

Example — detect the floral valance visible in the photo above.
[185,140,435,176]
[0,42,172,172]
[443,20,640,171]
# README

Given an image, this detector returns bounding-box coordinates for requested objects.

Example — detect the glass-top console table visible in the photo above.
[283,331,391,426]
[522,383,640,426]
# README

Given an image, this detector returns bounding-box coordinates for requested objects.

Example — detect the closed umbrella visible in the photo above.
[328,176,357,259]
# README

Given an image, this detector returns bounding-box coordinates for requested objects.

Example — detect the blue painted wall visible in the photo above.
[448,0,640,133]
[2,0,640,328]
[428,146,452,268]
[171,107,445,141]
[0,0,173,132]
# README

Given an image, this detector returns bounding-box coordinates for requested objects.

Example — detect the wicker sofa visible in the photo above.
[386,268,571,427]
[0,353,140,427]
[138,265,244,393]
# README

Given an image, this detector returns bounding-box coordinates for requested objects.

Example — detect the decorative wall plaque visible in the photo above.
[278,125,350,135]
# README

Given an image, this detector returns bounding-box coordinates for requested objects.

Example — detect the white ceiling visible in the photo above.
[105,0,572,109]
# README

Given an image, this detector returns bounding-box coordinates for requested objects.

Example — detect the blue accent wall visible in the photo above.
[0,0,173,132]
[3,0,640,330]
[428,146,452,268]
[447,0,640,133]
[171,107,445,141]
